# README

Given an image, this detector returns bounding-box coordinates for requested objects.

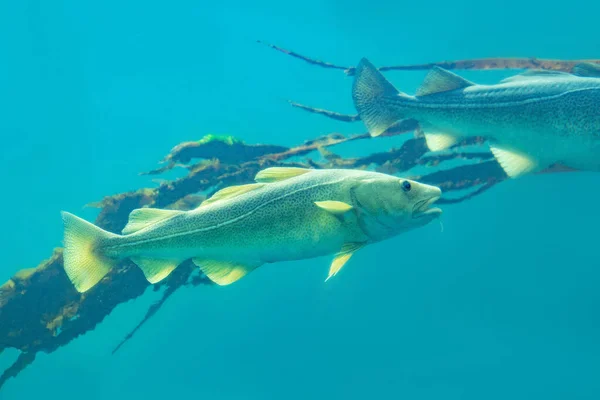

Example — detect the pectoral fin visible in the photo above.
[326,243,364,282]
[489,145,537,178]
[193,258,260,285]
[314,201,353,215]
[130,257,181,284]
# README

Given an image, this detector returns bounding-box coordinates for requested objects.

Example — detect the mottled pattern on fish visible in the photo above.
[60,167,442,292]
[103,170,369,263]
[352,59,600,177]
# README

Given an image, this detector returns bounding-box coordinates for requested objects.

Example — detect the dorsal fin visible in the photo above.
[201,183,264,207]
[501,69,572,83]
[572,62,600,78]
[416,67,474,96]
[254,167,312,183]
[122,208,183,235]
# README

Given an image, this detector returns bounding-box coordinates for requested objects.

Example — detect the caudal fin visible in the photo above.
[352,58,407,137]
[61,211,119,293]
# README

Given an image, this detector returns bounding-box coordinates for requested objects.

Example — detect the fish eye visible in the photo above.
[401,180,411,192]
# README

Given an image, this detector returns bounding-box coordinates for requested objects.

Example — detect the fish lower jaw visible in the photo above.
[412,196,442,219]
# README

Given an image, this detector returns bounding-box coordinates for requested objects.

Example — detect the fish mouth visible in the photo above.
[412,195,442,219]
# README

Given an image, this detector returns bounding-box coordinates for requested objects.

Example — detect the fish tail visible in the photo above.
[352,58,411,137]
[61,211,120,293]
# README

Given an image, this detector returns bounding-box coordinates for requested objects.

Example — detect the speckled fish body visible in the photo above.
[353,59,600,177]
[60,167,442,292]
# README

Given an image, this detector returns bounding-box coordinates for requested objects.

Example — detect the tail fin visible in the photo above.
[61,211,119,293]
[352,58,407,137]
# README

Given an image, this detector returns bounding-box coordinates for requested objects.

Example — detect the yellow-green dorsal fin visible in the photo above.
[423,131,459,152]
[201,183,265,207]
[314,201,353,215]
[326,243,364,282]
[130,257,180,284]
[416,67,474,97]
[489,145,537,178]
[193,259,260,286]
[254,167,312,183]
[122,208,183,235]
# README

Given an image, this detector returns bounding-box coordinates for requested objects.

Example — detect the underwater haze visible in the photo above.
[1,0,599,399]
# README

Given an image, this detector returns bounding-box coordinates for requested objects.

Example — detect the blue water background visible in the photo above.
[1,1,599,398]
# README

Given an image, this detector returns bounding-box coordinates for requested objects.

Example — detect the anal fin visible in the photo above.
[193,258,260,286]
[423,131,459,152]
[489,145,537,178]
[130,257,180,284]
[326,243,364,282]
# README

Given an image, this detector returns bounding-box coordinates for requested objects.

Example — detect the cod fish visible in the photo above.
[62,167,442,292]
[352,59,600,178]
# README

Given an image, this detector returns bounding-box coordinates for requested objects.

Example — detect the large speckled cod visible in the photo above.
[352,59,600,178]
[61,167,442,292]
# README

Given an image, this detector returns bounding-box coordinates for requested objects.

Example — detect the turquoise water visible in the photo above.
[1,0,599,398]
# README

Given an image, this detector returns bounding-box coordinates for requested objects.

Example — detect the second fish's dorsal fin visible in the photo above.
[572,62,600,78]
[254,167,312,183]
[122,208,183,235]
[416,67,474,97]
[201,183,264,207]
[326,243,364,282]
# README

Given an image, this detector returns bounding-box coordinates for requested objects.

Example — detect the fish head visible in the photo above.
[352,175,442,240]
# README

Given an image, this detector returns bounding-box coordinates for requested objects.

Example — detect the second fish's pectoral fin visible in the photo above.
[314,201,353,215]
[326,243,364,282]
[254,167,312,183]
[423,130,459,152]
[122,208,184,235]
[416,67,474,97]
[193,258,260,286]
[572,62,600,78]
[201,183,265,207]
[489,145,537,178]
[130,257,181,284]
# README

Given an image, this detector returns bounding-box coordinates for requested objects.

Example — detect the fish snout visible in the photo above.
[412,188,442,219]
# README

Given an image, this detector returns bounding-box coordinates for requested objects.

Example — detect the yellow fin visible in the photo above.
[314,201,353,215]
[193,259,260,286]
[423,132,459,152]
[489,145,537,178]
[122,208,183,235]
[416,67,474,97]
[130,257,180,284]
[326,243,364,282]
[201,183,264,207]
[254,167,312,183]
[62,212,119,293]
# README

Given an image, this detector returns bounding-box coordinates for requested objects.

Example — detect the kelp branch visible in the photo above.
[260,41,600,74]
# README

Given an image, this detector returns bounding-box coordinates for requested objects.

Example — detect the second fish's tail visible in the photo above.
[352,58,410,137]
